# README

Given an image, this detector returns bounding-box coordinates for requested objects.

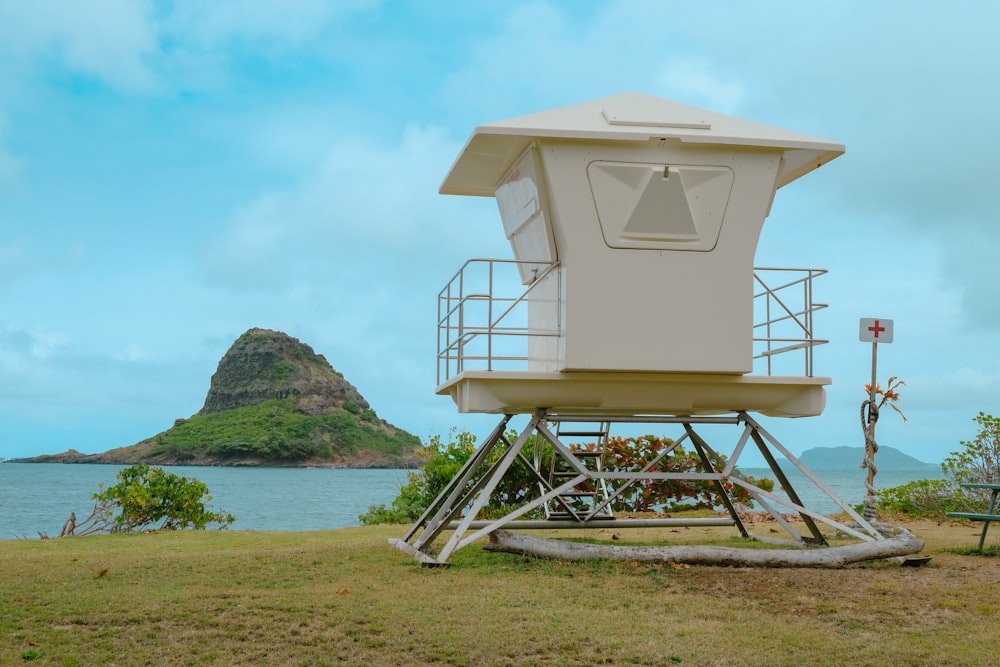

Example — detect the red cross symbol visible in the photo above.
[859,318,893,344]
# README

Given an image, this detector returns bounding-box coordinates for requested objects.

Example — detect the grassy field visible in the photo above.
[1,517,997,666]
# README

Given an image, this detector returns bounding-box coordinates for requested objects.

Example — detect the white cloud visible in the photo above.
[440,2,670,118]
[0,239,28,287]
[162,0,377,47]
[151,0,381,91]
[202,121,497,291]
[0,0,380,96]
[655,57,745,113]
[939,219,1000,330]
[0,0,159,92]
[0,325,69,378]
[0,235,92,291]
[908,365,1000,412]
[121,343,151,363]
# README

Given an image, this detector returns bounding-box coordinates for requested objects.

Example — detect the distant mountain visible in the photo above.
[14,328,424,468]
[797,446,938,471]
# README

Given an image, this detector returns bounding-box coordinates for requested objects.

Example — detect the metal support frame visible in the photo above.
[391,410,883,567]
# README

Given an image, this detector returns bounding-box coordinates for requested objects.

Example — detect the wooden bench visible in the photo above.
[947,482,1000,551]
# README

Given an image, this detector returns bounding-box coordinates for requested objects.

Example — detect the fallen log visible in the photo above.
[485,529,925,568]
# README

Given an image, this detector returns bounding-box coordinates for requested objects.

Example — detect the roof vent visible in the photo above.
[602,107,711,130]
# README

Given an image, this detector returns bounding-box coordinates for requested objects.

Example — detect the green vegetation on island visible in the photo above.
[149,397,418,463]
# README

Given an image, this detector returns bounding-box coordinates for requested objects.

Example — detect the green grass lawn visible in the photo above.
[2,520,997,666]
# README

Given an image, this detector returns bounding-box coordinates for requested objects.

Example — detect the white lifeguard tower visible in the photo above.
[393,93,890,566]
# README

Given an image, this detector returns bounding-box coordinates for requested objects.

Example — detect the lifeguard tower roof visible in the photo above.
[441,92,843,197]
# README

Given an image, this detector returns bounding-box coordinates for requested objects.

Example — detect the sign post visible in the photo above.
[858,318,894,521]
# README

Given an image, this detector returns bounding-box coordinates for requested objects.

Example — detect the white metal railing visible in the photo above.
[437,262,827,383]
[753,267,828,377]
[437,259,561,385]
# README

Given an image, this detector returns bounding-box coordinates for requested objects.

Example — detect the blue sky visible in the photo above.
[1,1,998,465]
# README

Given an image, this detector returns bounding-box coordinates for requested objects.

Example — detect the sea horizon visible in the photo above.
[1,461,944,541]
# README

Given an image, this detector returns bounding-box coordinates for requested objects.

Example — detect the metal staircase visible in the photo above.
[541,420,615,521]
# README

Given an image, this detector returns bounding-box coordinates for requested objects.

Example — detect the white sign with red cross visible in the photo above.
[859,318,893,344]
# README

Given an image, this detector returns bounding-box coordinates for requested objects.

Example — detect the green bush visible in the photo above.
[943,412,1000,489]
[360,430,475,525]
[90,464,234,532]
[271,361,295,386]
[877,411,1000,517]
[875,479,961,518]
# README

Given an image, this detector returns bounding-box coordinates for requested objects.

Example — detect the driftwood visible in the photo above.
[485,529,925,568]
[59,512,77,537]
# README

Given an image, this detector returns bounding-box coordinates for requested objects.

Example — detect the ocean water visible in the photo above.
[739,466,943,516]
[0,462,942,540]
[0,464,414,540]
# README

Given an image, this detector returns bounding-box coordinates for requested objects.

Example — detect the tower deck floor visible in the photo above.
[437,371,830,418]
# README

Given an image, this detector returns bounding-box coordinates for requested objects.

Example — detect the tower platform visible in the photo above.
[438,370,829,418]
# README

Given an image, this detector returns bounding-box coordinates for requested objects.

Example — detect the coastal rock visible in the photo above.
[201,328,370,416]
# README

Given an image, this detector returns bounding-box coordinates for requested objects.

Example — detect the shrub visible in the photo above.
[943,412,1000,488]
[877,412,1000,517]
[360,430,474,525]
[272,361,295,386]
[875,479,961,518]
[602,434,771,513]
[87,464,234,533]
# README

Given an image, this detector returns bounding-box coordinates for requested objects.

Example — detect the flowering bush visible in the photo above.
[360,429,773,524]
[601,434,772,513]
